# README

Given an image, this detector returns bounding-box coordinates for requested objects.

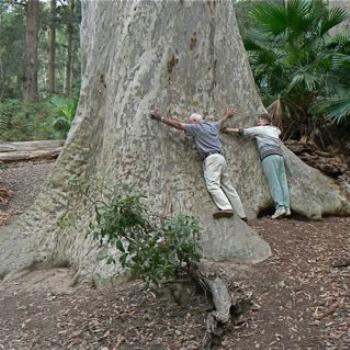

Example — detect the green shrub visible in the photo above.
[48,95,78,138]
[0,96,78,141]
[88,187,202,287]
[241,0,350,139]
[0,99,53,140]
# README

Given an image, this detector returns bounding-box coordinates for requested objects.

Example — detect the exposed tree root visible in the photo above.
[189,263,251,349]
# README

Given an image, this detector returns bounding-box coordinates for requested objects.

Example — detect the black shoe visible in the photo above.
[213,210,234,219]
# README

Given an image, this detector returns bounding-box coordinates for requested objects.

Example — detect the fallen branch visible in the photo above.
[331,260,350,268]
[315,301,341,320]
[189,263,250,349]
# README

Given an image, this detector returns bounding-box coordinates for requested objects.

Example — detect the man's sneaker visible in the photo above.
[271,207,286,219]
[285,208,292,216]
[213,209,234,219]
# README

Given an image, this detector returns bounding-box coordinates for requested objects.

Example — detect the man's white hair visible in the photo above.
[189,113,203,123]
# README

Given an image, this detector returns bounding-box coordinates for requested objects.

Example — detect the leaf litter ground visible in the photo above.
[0,161,349,350]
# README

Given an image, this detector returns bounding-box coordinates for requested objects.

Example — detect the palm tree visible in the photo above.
[244,0,350,141]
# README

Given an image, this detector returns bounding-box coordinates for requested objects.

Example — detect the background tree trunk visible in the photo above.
[1,1,349,282]
[23,0,39,103]
[65,0,74,97]
[47,0,56,95]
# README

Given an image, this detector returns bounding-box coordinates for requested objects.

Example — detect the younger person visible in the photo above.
[224,113,290,219]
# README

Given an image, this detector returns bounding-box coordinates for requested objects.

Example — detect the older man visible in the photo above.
[149,107,247,220]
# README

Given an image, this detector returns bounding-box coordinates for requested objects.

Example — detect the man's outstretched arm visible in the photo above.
[218,106,238,128]
[149,110,186,130]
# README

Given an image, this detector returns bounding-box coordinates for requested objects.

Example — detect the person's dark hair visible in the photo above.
[258,113,272,125]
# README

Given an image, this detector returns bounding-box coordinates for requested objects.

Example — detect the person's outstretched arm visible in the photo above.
[218,106,238,128]
[149,110,186,130]
[222,127,240,134]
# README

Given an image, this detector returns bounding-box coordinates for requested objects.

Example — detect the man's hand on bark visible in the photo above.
[150,110,162,120]
[224,105,238,118]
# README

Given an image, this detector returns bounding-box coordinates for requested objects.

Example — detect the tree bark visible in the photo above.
[0,1,349,282]
[23,0,39,103]
[48,0,56,95]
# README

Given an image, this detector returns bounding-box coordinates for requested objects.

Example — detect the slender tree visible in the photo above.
[0,2,25,99]
[47,0,56,94]
[23,0,39,102]
[65,0,74,96]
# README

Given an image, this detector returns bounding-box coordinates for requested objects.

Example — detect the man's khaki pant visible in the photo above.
[203,154,246,218]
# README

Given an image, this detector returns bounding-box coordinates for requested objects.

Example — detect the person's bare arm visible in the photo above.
[149,110,186,130]
[222,127,240,134]
[218,106,238,128]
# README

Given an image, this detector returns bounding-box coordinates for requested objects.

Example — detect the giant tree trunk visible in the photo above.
[23,0,39,103]
[1,1,349,282]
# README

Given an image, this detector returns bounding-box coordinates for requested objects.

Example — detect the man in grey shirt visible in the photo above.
[149,107,247,220]
[224,113,290,219]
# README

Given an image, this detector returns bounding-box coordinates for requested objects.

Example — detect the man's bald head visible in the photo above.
[188,113,203,124]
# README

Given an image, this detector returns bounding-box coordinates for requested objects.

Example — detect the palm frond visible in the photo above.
[312,93,350,124]
[286,0,313,35]
[304,72,320,91]
[319,8,348,36]
[249,2,288,36]
[330,53,350,69]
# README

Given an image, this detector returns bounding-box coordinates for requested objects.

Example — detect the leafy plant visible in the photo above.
[0,97,79,141]
[88,186,201,287]
[0,99,53,140]
[242,0,350,139]
[49,95,77,138]
[311,90,350,125]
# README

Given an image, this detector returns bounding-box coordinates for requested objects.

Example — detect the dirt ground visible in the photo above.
[0,161,349,350]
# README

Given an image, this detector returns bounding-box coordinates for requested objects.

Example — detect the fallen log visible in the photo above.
[285,140,348,176]
[0,140,64,162]
[0,148,62,162]
[0,140,64,152]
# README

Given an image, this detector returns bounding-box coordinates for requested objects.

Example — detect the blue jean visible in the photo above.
[262,155,290,210]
